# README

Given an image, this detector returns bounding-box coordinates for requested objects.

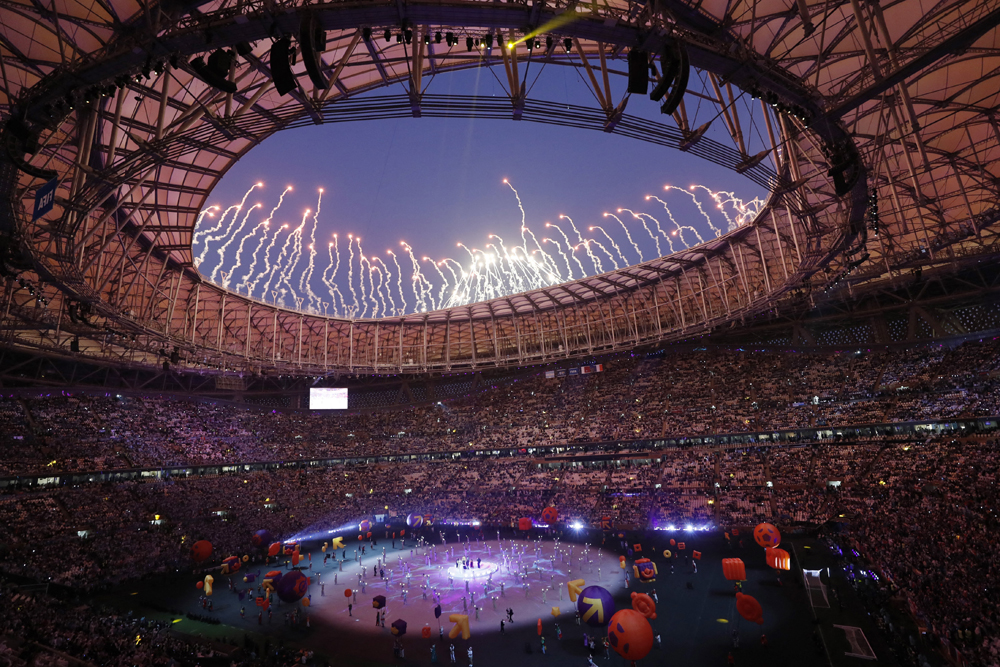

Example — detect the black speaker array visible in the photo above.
[649,41,689,116]
[627,49,648,94]
[299,15,329,90]
[270,37,298,95]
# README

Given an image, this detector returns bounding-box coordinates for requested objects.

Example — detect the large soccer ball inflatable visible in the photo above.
[753,522,781,548]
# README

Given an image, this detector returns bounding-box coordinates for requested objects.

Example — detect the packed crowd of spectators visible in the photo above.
[3,340,1000,477]
[2,340,1000,665]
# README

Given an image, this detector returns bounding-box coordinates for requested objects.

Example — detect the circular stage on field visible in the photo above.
[310,537,628,637]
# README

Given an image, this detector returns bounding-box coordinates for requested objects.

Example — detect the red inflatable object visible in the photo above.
[753,522,781,548]
[607,609,654,661]
[736,592,764,625]
[722,558,746,581]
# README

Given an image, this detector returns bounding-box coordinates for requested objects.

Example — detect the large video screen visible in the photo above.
[309,387,348,410]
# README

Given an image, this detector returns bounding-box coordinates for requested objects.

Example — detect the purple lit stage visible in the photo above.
[307,537,628,637]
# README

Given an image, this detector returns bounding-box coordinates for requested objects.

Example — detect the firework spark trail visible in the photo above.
[261,218,300,299]
[245,223,288,296]
[690,185,739,231]
[503,179,528,252]
[708,188,765,227]
[558,215,594,275]
[233,185,292,290]
[521,225,559,278]
[276,211,310,301]
[370,263,386,317]
[196,183,261,266]
[619,208,662,258]
[323,235,346,316]
[215,183,290,283]
[426,257,450,307]
[489,234,524,294]
[582,241,604,273]
[210,203,261,282]
[586,239,616,270]
[321,242,338,315]
[388,250,406,315]
[587,226,626,267]
[646,195,688,247]
[194,203,240,267]
[440,260,462,306]
[357,251,372,318]
[559,213,601,272]
[401,242,431,312]
[664,185,721,237]
[228,219,269,289]
[632,208,674,254]
[545,223,580,278]
[604,212,643,263]
[372,257,397,315]
[542,237,573,279]
[190,203,231,248]
[346,236,359,317]
[300,191,323,311]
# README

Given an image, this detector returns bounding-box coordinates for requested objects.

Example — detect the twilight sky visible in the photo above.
[194,67,768,316]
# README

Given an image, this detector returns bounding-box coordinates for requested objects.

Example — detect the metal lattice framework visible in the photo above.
[1,0,998,376]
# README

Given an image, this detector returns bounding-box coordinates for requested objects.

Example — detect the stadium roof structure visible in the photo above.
[0,0,998,376]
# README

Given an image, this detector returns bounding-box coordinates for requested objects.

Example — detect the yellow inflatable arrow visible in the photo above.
[567,579,586,603]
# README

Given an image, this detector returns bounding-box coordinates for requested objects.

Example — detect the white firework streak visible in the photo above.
[426,257,449,308]
[647,195,706,245]
[684,184,735,237]
[706,188,765,227]
[323,236,346,316]
[586,239,615,271]
[402,242,431,311]
[370,263,386,317]
[581,240,604,273]
[666,185,722,237]
[261,222,299,297]
[604,213,643,263]
[545,223,579,278]
[619,208,662,257]
[191,204,230,249]
[245,223,288,296]
[210,203,261,282]
[299,192,323,310]
[357,252,371,318]
[489,235,524,294]
[195,183,260,266]
[372,257,397,315]
[541,237,573,279]
[276,211,310,301]
[320,242,338,315]
[194,203,240,267]
[346,237,359,316]
[522,225,559,278]
[504,179,528,252]
[558,216,592,276]
[228,219,269,289]
[588,225,627,266]
[190,206,221,247]
[388,250,406,315]
[440,259,462,307]
[646,195,688,247]
[234,185,292,289]
[634,209,674,254]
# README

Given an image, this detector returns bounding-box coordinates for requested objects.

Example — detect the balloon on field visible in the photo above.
[276,570,309,603]
[736,592,764,624]
[722,558,747,581]
[407,513,424,529]
[190,540,213,562]
[754,522,781,548]
[607,609,654,661]
[577,586,615,627]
